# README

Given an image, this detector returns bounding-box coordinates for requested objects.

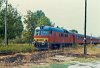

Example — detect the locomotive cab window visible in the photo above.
[41,30,48,36]
[34,30,49,36]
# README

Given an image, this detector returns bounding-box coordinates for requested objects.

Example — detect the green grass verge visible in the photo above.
[31,63,69,68]
[0,44,34,54]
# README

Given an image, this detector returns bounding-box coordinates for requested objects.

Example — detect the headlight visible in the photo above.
[45,40,48,42]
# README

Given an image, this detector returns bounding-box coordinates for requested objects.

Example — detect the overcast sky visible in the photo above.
[8,0,100,37]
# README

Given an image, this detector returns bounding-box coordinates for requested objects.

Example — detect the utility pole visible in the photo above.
[90,34,92,44]
[84,0,87,55]
[5,0,8,45]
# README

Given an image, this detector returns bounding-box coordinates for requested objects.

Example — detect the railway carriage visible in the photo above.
[75,34,84,45]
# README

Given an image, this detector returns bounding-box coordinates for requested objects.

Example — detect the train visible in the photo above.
[33,26,100,50]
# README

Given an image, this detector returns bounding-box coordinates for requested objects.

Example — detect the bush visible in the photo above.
[0,39,4,45]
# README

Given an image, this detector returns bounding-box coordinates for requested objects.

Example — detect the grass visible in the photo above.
[0,44,35,54]
[31,63,69,68]
[69,44,100,54]
[66,44,100,62]
[50,63,69,68]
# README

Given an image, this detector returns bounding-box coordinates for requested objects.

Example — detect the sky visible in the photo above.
[8,0,100,37]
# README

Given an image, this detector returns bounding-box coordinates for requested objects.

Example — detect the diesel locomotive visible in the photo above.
[33,26,100,50]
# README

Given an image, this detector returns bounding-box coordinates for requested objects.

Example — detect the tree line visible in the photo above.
[0,1,78,44]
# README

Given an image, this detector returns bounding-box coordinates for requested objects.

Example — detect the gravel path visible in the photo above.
[68,61,100,68]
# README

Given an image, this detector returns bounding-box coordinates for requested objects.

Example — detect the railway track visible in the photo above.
[0,48,66,64]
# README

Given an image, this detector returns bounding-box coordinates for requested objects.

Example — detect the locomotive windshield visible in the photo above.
[34,30,49,36]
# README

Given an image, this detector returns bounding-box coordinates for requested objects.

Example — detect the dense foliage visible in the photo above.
[0,0,4,8]
[0,4,23,39]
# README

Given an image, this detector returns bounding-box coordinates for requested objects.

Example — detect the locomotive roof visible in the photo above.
[43,26,65,32]
[37,26,69,33]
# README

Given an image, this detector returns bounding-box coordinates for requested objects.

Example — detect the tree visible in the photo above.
[0,4,23,40]
[23,10,51,43]
[37,16,51,26]
[69,29,78,33]
[22,30,29,43]
[0,0,4,38]
[0,0,4,8]
[23,10,36,43]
